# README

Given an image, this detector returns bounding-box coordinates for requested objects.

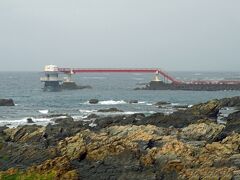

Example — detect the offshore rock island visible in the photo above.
[1,97,240,179]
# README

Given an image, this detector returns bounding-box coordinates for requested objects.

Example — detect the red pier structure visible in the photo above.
[58,67,180,84]
[40,65,240,91]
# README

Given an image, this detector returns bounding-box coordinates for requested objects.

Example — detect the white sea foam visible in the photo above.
[99,100,127,105]
[72,115,88,120]
[89,122,97,127]
[38,110,49,114]
[0,117,54,128]
[79,109,97,113]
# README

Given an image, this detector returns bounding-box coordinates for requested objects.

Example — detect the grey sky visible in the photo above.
[0,0,240,71]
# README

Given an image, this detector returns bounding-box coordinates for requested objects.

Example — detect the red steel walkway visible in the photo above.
[57,68,240,85]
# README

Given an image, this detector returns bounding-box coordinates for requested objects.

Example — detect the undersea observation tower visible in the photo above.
[40,65,62,91]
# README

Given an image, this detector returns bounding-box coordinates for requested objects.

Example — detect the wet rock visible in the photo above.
[44,113,68,118]
[97,108,123,113]
[0,99,14,106]
[89,99,99,104]
[27,118,34,124]
[223,111,240,135]
[220,96,240,107]
[136,112,207,128]
[128,100,138,104]
[52,116,74,124]
[173,105,189,109]
[155,101,171,106]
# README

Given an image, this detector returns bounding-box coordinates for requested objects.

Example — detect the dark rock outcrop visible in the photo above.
[27,118,34,124]
[97,108,123,113]
[222,111,240,135]
[128,100,138,104]
[155,101,171,106]
[89,99,99,104]
[0,99,14,106]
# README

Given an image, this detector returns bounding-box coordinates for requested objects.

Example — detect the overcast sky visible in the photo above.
[0,0,240,71]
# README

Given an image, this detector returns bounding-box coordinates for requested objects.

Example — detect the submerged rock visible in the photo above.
[97,108,123,113]
[128,100,138,104]
[155,101,171,106]
[89,99,99,104]
[0,99,14,106]
[27,118,34,124]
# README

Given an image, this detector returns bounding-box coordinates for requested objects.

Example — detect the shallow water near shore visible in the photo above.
[0,71,240,127]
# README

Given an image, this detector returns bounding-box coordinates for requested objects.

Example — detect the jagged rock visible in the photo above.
[186,99,221,118]
[89,99,99,104]
[220,96,240,107]
[135,112,209,128]
[180,121,225,142]
[4,125,45,144]
[1,96,240,179]
[0,156,79,179]
[57,125,169,161]
[0,99,14,106]
[223,111,240,134]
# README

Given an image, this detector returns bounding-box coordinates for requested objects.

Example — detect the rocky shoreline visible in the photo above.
[1,97,240,179]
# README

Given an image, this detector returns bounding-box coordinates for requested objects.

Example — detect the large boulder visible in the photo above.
[0,99,14,106]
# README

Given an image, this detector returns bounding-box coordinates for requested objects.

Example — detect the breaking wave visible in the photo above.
[99,100,127,105]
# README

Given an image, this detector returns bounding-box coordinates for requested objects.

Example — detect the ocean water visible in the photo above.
[0,71,240,127]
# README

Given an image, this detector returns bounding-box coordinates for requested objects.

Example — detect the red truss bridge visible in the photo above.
[58,67,181,84]
[42,65,240,85]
